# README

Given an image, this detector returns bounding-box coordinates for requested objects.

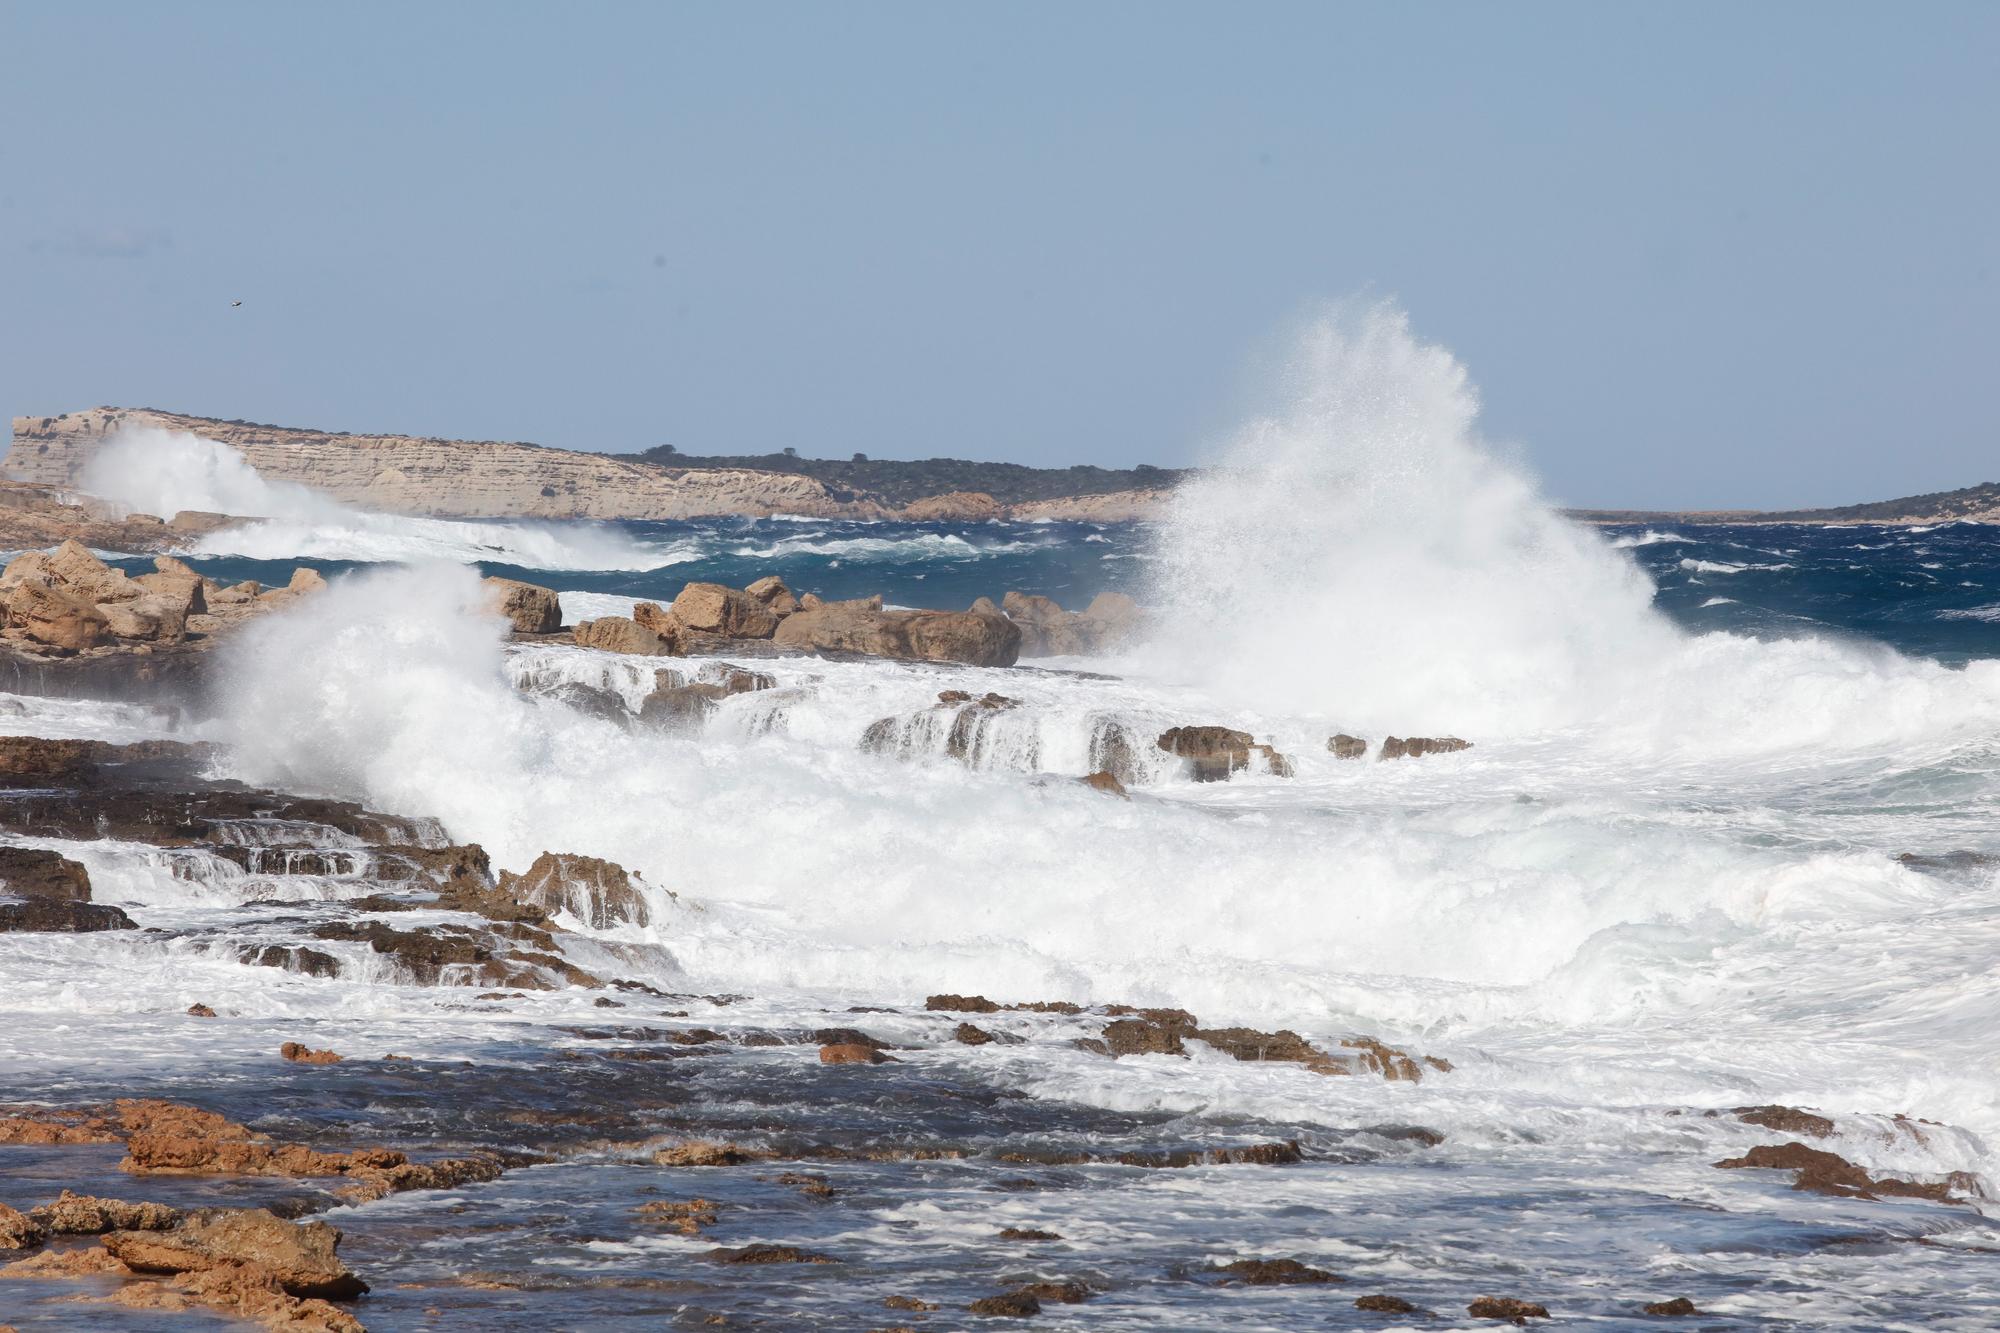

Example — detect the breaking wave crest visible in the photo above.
[82,427,687,571]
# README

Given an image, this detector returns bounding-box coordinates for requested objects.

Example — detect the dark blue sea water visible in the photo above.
[118,517,2000,663]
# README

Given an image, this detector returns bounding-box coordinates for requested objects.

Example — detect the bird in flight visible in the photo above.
[231,300,242,308]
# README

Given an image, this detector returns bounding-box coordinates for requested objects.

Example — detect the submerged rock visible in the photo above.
[1643,1296,1699,1316]
[1714,1140,1957,1201]
[1209,1257,1343,1285]
[1468,1295,1550,1322]
[820,1042,895,1065]
[1734,1104,1836,1138]
[1380,736,1473,760]
[1156,726,1292,781]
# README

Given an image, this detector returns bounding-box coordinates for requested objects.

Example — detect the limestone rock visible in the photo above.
[573,616,670,656]
[744,575,798,616]
[481,577,562,634]
[1328,734,1368,759]
[630,601,690,651]
[103,1207,367,1299]
[495,851,652,930]
[32,1190,181,1235]
[0,845,93,901]
[0,899,134,932]
[671,582,779,639]
[5,579,109,651]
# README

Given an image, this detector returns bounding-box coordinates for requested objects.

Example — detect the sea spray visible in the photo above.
[1147,303,2000,753]
[82,427,685,571]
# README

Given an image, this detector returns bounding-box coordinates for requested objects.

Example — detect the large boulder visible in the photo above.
[0,899,135,932]
[631,601,691,652]
[671,583,779,639]
[5,580,110,652]
[573,616,671,656]
[774,604,906,658]
[776,604,1020,667]
[1000,589,1143,657]
[481,577,562,634]
[103,1207,367,1300]
[0,846,93,902]
[744,575,798,617]
[904,610,1021,667]
[46,539,142,602]
[495,851,652,931]
[135,569,206,617]
[101,592,188,643]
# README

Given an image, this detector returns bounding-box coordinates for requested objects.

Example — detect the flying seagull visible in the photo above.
[231,300,242,307]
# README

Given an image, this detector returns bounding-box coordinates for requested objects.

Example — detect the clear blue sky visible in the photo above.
[3,2,1994,508]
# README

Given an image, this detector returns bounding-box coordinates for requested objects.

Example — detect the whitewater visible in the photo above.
[6,305,2000,1327]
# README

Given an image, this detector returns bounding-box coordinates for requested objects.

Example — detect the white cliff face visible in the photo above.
[7,409,889,521]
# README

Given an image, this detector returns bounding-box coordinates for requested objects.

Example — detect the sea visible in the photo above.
[5,309,2000,1328]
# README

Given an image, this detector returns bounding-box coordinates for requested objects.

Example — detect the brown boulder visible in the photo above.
[102,592,188,642]
[672,582,780,639]
[904,609,1021,666]
[1468,1296,1550,1322]
[0,1202,45,1250]
[482,577,562,634]
[1357,1294,1423,1314]
[745,575,798,616]
[820,1042,894,1065]
[1713,1140,1952,1200]
[0,846,93,901]
[288,567,328,594]
[135,570,206,616]
[968,1289,1041,1317]
[1643,1297,1698,1316]
[103,1207,367,1299]
[1328,734,1368,760]
[773,604,904,657]
[5,578,110,651]
[1211,1257,1342,1285]
[279,1042,343,1065]
[1734,1105,1835,1138]
[495,851,652,930]
[46,539,140,601]
[0,899,134,932]
[925,993,1000,1012]
[1156,726,1293,781]
[573,616,670,656]
[631,601,690,651]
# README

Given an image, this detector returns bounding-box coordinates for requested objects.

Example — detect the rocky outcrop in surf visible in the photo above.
[0,541,326,658]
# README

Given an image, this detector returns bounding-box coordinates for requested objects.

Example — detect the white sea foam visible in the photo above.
[23,304,2000,1210]
[82,427,692,570]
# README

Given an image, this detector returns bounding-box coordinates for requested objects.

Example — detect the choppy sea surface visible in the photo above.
[10,314,2000,1328]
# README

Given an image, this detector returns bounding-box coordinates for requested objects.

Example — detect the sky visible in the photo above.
[2,2,1994,510]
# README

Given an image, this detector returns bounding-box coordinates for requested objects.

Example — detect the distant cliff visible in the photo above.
[7,409,1178,523]
[627,443,1189,507]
